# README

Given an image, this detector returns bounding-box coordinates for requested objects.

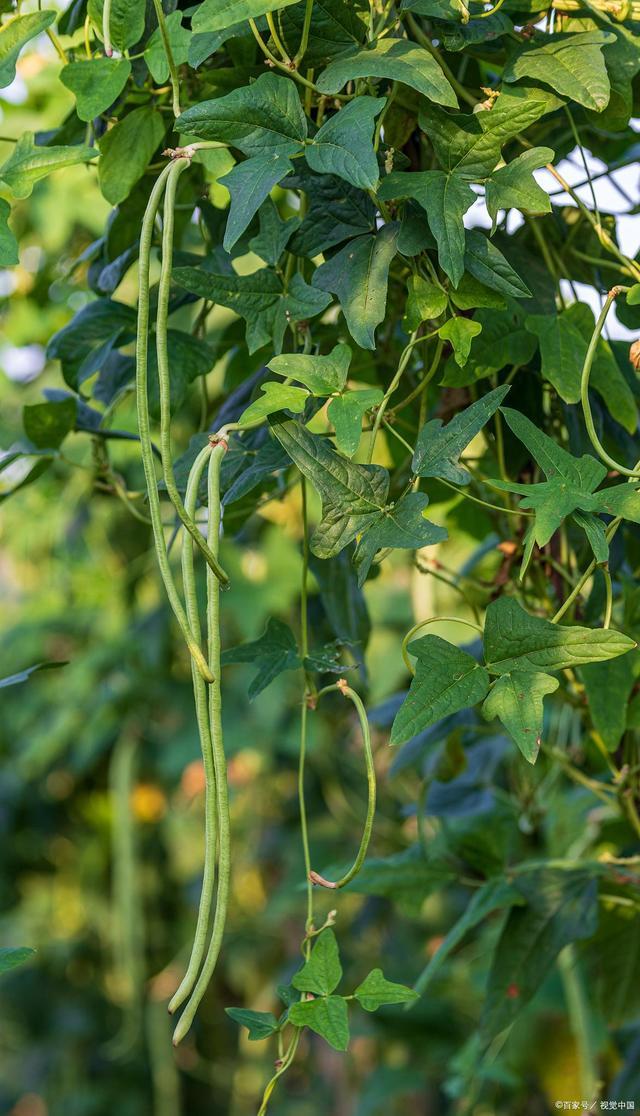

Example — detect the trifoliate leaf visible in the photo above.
[379,170,474,287]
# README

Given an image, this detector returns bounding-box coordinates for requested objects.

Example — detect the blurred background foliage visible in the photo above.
[2,22,640,1116]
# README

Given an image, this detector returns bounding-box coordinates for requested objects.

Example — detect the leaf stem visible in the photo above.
[151,0,181,116]
[294,0,314,65]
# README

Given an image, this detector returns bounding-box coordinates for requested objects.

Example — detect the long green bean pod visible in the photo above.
[135,162,214,683]
[157,160,230,589]
[168,443,218,1014]
[102,0,113,55]
[308,681,376,890]
[172,439,231,1045]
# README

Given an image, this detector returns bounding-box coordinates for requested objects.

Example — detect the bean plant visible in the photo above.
[2,0,640,1110]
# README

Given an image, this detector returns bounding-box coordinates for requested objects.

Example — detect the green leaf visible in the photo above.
[237,382,309,426]
[248,198,300,266]
[290,168,376,257]
[0,946,35,974]
[525,304,637,431]
[464,230,531,299]
[492,406,640,564]
[627,284,640,306]
[354,969,418,1012]
[268,343,352,395]
[482,869,599,1039]
[449,273,506,311]
[404,275,448,330]
[87,0,146,51]
[288,995,350,1051]
[485,147,553,232]
[220,151,294,251]
[277,0,369,68]
[413,385,509,484]
[61,58,131,122]
[354,491,448,585]
[503,31,615,112]
[193,0,301,34]
[580,656,637,752]
[482,671,559,763]
[0,11,55,88]
[46,298,137,390]
[176,73,307,156]
[328,388,382,456]
[269,416,390,558]
[390,635,490,746]
[0,132,95,200]
[483,596,636,676]
[173,265,330,353]
[225,1007,280,1040]
[23,398,77,450]
[144,11,190,83]
[413,879,523,995]
[438,317,482,367]
[312,223,399,350]
[419,93,554,182]
[401,0,469,19]
[98,107,165,206]
[379,170,474,287]
[0,197,18,266]
[221,617,301,698]
[441,302,536,386]
[0,661,66,689]
[316,38,457,107]
[305,97,385,191]
[292,929,342,995]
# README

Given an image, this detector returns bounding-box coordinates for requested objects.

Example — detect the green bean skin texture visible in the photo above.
[135,163,214,684]
[168,444,218,1015]
[157,160,230,589]
[172,441,231,1046]
[308,683,376,891]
